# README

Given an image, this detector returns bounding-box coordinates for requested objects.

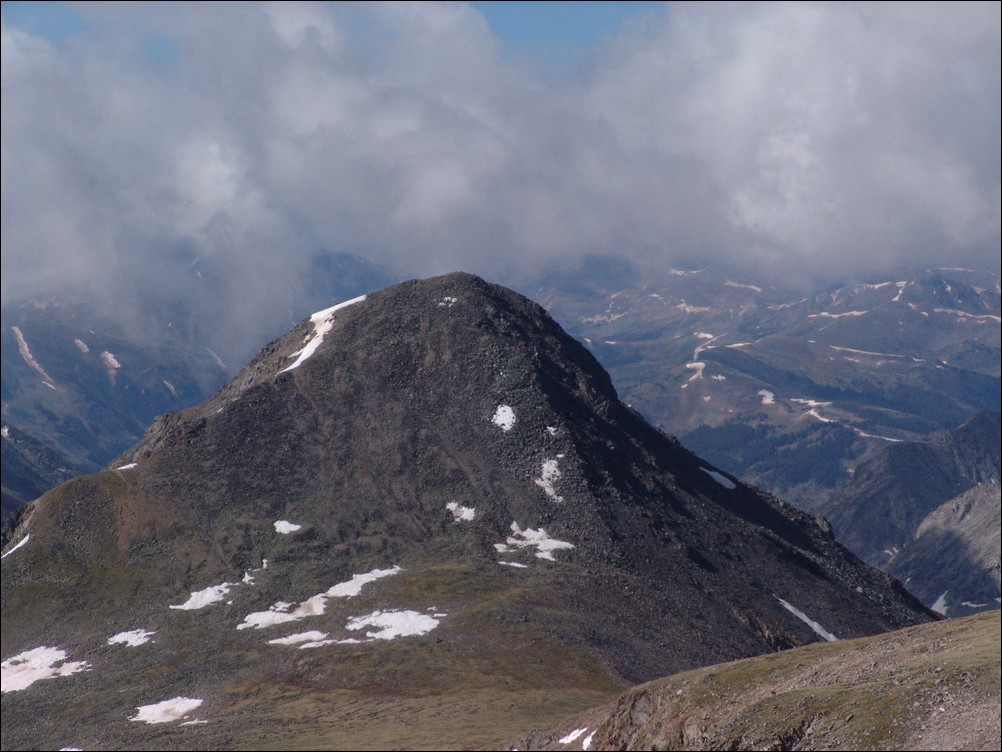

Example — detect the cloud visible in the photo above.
[2,2,998,359]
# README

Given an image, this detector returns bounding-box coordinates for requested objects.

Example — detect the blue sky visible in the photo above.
[4,1,663,62]
[472,2,664,63]
[1,1,86,40]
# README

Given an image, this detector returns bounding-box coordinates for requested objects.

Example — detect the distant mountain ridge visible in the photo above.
[820,411,1001,617]
[0,423,81,523]
[537,266,1000,510]
[1,273,930,751]
[1,300,229,471]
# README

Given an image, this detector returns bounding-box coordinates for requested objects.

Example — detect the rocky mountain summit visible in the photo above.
[1,273,932,750]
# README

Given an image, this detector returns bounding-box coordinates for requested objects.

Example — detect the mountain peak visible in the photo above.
[3,274,932,750]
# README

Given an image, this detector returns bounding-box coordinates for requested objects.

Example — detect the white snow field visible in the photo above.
[776,597,838,642]
[1,646,90,693]
[491,404,516,431]
[130,697,203,724]
[279,295,367,373]
[107,629,156,647]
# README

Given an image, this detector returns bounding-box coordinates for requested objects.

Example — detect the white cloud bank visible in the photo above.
[2,3,998,362]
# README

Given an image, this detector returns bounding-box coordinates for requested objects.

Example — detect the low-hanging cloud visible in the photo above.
[2,1,999,361]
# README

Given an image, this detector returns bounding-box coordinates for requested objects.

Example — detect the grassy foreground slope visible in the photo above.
[521,610,1001,751]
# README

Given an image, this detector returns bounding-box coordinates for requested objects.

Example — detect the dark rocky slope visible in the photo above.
[1,273,931,750]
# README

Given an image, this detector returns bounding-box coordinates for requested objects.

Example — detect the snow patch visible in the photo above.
[534,459,563,502]
[776,597,837,641]
[724,280,763,293]
[108,629,156,647]
[274,520,302,534]
[685,362,705,381]
[701,468,736,490]
[961,601,989,609]
[547,426,558,435]
[692,334,719,360]
[117,463,137,470]
[130,697,203,724]
[170,582,238,610]
[583,730,596,750]
[327,565,402,598]
[1,534,30,560]
[279,295,367,373]
[163,380,178,397]
[497,522,575,561]
[237,566,401,630]
[100,352,121,384]
[345,609,440,640]
[808,310,868,318]
[830,345,919,360]
[805,409,834,424]
[238,598,325,630]
[711,374,727,381]
[1,646,90,693]
[758,390,775,405]
[241,559,267,584]
[694,332,715,339]
[268,631,329,646]
[12,326,56,388]
[790,398,831,408]
[580,312,626,324]
[498,561,528,568]
[932,308,1001,323]
[932,591,949,616]
[559,727,588,744]
[491,404,516,431]
[0,425,7,439]
[206,347,226,369]
[73,338,89,353]
[437,296,458,308]
[446,502,475,522]
[676,302,711,313]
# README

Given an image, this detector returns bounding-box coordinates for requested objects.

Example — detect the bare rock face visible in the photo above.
[888,483,1001,617]
[1,273,931,751]
[821,410,1001,614]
